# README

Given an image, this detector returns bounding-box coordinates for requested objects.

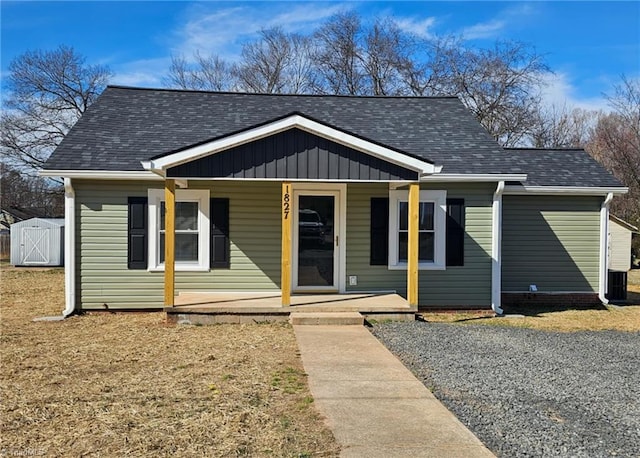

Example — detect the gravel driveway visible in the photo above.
[371,322,640,457]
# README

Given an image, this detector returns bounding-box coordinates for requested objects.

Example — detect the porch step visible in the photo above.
[290,311,364,326]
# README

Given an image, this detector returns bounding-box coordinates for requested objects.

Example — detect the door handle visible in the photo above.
[335,235,339,246]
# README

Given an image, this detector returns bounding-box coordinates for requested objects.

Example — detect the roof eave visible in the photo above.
[39,170,162,180]
[421,173,527,182]
[503,185,628,196]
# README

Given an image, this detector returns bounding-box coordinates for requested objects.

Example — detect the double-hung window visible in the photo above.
[389,190,446,270]
[148,189,210,271]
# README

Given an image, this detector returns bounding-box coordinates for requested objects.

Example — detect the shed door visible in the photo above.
[21,227,49,264]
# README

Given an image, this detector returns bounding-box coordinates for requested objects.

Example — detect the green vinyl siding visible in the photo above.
[345,183,494,307]
[76,179,496,310]
[502,196,601,292]
[75,180,281,310]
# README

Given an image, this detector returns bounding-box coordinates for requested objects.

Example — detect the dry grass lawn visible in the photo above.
[421,270,640,332]
[0,266,338,457]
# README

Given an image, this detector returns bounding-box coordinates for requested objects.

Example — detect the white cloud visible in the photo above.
[461,19,505,40]
[172,3,349,61]
[539,72,609,112]
[104,3,351,87]
[175,6,247,59]
[460,3,537,40]
[268,4,347,32]
[112,71,162,88]
[100,3,351,88]
[111,57,172,88]
[394,16,437,39]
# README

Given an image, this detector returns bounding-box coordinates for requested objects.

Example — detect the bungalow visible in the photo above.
[40,86,627,318]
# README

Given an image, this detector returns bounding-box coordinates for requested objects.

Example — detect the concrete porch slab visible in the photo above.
[165,292,415,324]
[172,291,411,311]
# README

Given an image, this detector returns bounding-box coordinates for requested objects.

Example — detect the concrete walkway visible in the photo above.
[294,325,495,458]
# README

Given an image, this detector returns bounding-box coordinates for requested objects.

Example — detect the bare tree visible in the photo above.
[313,15,549,143]
[313,12,366,95]
[1,45,111,173]
[362,18,416,95]
[234,28,317,94]
[283,34,319,94]
[314,13,421,96]
[165,52,235,91]
[529,105,598,148]
[435,40,549,146]
[587,76,640,225]
[0,162,64,216]
[162,13,551,146]
[399,36,459,96]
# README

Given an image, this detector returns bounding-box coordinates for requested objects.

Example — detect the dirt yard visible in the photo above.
[421,270,640,332]
[0,267,338,457]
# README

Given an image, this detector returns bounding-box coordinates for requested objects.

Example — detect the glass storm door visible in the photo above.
[294,192,339,291]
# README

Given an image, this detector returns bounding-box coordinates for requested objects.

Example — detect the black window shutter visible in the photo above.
[210,198,230,268]
[128,197,148,269]
[370,197,389,265]
[446,199,465,266]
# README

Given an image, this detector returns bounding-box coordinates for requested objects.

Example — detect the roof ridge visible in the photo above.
[504,147,586,152]
[105,85,460,100]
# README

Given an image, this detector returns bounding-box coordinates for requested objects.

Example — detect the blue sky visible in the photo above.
[2,1,639,111]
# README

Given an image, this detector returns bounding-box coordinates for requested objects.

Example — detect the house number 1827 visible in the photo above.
[283,186,291,219]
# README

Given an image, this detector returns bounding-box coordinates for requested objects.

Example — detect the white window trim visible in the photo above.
[148,188,210,272]
[388,189,447,270]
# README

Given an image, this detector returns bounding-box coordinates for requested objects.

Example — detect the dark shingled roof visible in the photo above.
[44,86,622,188]
[503,148,623,187]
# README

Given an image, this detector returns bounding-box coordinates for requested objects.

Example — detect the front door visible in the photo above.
[293,189,340,291]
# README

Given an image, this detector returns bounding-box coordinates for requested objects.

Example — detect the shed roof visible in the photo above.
[610,215,639,233]
[1,206,51,222]
[11,218,65,228]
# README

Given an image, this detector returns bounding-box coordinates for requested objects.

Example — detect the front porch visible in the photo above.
[165,291,415,324]
[151,117,431,317]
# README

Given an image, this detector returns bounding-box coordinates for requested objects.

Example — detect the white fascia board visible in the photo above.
[421,173,527,182]
[39,170,163,180]
[141,114,437,175]
[503,185,628,196]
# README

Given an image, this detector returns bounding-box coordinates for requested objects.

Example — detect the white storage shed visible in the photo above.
[608,215,637,272]
[10,218,65,267]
